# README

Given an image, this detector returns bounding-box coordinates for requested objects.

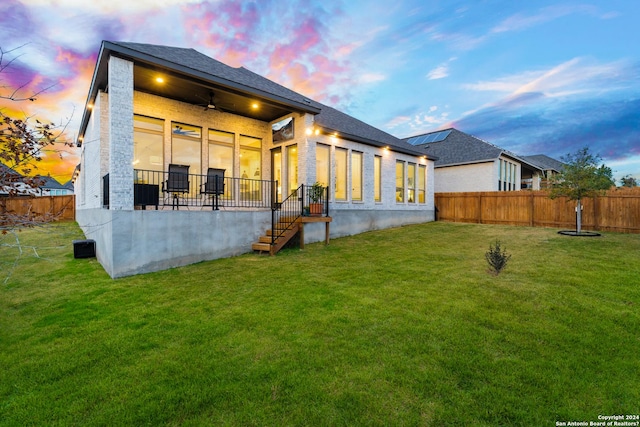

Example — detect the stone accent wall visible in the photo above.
[108,56,134,210]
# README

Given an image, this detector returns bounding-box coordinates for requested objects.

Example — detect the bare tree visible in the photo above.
[1,44,73,233]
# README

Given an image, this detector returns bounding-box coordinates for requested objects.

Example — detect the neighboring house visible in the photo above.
[0,163,39,197]
[404,128,545,192]
[521,154,564,188]
[38,176,74,196]
[74,41,436,278]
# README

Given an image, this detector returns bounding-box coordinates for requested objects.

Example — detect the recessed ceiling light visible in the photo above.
[251,103,259,109]
[155,77,164,83]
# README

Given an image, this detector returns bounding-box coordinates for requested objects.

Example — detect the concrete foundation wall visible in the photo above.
[304,209,436,243]
[77,208,271,278]
[77,207,434,278]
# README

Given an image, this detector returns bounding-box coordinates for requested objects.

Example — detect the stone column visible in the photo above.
[108,56,134,210]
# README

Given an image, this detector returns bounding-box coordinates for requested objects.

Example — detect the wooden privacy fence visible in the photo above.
[434,188,640,234]
[0,195,75,223]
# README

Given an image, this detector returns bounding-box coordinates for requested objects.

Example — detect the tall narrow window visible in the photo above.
[208,129,233,197]
[286,144,298,195]
[240,135,262,201]
[407,163,416,203]
[171,122,201,194]
[351,151,363,201]
[418,164,426,203]
[374,155,382,202]
[396,161,405,202]
[316,144,330,188]
[272,148,282,202]
[134,115,163,174]
[335,148,347,201]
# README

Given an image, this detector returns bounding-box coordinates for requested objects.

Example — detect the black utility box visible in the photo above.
[73,239,96,259]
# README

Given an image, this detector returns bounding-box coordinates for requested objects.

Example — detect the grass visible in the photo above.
[1,221,639,426]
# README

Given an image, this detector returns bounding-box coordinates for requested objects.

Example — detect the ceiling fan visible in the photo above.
[196,91,217,111]
[195,91,236,113]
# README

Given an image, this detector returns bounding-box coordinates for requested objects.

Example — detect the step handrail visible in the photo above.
[271,185,303,245]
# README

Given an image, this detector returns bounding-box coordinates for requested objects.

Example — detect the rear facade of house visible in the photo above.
[74,41,436,278]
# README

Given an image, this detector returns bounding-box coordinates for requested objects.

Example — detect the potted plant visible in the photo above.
[308,182,324,216]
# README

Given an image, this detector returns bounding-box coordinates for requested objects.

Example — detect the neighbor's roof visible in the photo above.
[79,41,431,158]
[521,155,564,172]
[404,128,542,171]
[38,176,66,190]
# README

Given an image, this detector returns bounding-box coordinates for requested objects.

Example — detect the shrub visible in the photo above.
[485,240,511,275]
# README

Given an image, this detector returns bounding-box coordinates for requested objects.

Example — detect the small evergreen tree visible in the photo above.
[485,240,511,275]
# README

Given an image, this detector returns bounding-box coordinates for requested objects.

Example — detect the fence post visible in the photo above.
[530,191,534,227]
[594,196,600,231]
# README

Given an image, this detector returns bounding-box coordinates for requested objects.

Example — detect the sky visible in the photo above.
[1,0,638,183]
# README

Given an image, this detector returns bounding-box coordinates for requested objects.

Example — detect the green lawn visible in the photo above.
[1,221,639,426]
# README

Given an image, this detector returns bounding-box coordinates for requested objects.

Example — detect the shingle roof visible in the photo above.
[313,104,422,152]
[38,176,65,190]
[404,128,544,171]
[522,155,564,172]
[84,41,429,157]
[405,128,503,167]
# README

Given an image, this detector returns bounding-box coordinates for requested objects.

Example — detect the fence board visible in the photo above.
[1,195,75,223]
[435,188,640,234]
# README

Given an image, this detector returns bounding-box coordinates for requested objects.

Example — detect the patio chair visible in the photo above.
[162,164,190,209]
[201,168,225,210]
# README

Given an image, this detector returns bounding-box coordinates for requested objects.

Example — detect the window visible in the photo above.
[208,129,233,197]
[351,151,363,201]
[499,159,518,191]
[272,148,282,202]
[134,115,163,172]
[335,147,347,201]
[407,163,416,203]
[172,122,201,176]
[208,130,233,176]
[286,144,298,195]
[240,135,262,200]
[418,164,426,203]
[396,161,405,202]
[316,144,330,187]
[374,155,382,202]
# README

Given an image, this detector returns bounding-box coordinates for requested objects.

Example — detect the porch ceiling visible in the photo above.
[133,64,294,123]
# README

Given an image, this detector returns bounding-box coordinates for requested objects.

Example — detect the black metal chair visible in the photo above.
[201,168,225,210]
[162,164,190,209]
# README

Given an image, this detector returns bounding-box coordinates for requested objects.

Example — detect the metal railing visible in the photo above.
[102,169,276,209]
[271,184,330,245]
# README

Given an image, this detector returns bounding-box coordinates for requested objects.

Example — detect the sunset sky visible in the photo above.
[1,0,638,183]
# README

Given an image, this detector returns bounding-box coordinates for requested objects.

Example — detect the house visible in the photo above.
[38,176,74,196]
[521,154,564,188]
[404,128,545,192]
[74,41,436,278]
[0,163,39,197]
